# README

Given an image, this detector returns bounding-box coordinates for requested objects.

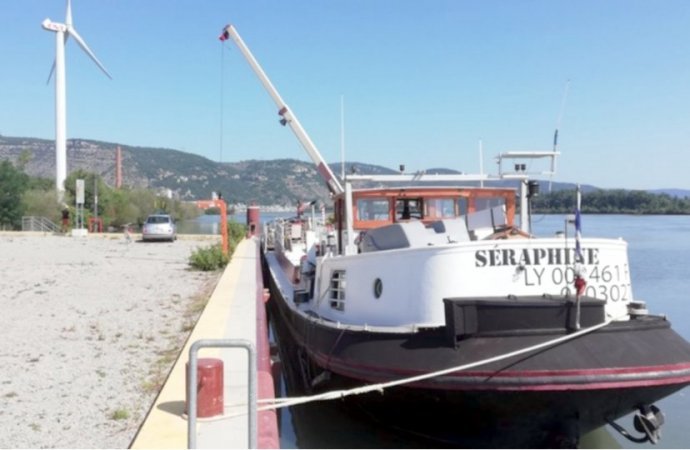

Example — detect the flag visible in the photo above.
[573,184,586,296]
[219,26,230,41]
[574,184,583,263]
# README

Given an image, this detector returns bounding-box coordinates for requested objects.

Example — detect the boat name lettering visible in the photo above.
[474,247,600,268]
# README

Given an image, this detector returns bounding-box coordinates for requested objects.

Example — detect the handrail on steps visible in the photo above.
[22,216,59,233]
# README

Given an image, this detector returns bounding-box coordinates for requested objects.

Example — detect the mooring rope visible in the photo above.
[208,312,626,420]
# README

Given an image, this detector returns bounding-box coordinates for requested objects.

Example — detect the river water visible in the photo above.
[176,211,291,235]
[530,214,690,449]
[181,213,690,448]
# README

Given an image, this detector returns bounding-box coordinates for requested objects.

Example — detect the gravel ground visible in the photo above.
[0,233,222,448]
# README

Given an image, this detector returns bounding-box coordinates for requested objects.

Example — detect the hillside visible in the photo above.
[2,135,688,205]
[0,135,443,205]
[0,135,334,205]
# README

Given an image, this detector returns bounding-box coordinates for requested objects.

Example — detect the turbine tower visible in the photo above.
[42,0,111,201]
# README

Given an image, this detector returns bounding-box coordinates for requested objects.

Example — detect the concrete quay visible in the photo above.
[131,237,279,448]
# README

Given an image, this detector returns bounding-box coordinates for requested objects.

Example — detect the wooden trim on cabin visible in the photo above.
[337,187,517,231]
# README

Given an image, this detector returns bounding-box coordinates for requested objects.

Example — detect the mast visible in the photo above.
[496,151,559,234]
[219,24,344,196]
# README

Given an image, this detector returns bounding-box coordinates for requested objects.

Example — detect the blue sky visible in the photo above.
[2,1,690,190]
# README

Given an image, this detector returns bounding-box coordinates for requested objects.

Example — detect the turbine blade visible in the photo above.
[65,0,73,27]
[46,60,56,85]
[67,26,112,79]
[46,34,69,85]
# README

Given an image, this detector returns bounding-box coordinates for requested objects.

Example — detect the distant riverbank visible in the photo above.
[178,211,295,235]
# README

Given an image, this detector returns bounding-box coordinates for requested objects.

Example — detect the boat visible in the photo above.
[219,24,690,447]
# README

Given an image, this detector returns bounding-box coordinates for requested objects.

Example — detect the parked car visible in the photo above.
[142,214,177,242]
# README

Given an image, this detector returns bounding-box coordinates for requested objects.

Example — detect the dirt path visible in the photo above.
[0,233,221,448]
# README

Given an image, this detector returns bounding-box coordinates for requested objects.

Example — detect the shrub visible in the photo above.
[228,220,247,246]
[110,408,129,421]
[188,244,229,271]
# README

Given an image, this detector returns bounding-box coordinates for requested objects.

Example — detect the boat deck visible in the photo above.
[130,237,278,448]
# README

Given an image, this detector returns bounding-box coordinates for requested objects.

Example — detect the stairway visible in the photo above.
[21,216,60,233]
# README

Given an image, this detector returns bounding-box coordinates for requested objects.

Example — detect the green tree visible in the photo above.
[28,177,53,191]
[127,188,157,223]
[64,170,111,215]
[21,188,61,223]
[103,188,142,228]
[17,149,33,171]
[0,160,30,229]
[172,200,202,221]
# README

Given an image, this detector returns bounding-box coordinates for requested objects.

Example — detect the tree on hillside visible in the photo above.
[17,149,33,171]
[531,188,690,214]
[0,160,30,229]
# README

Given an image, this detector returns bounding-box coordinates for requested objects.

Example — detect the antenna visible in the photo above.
[553,79,570,152]
[479,139,484,188]
[549,79,570,191]
[340,94,345,180]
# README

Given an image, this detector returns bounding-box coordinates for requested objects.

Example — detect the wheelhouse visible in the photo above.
[335,187,516,230]
[331,186,517,252]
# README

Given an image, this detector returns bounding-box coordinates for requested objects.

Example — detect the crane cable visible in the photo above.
[219,39,225,163]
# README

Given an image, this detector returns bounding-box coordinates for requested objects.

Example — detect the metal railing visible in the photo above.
[187,339,257,449]
[21,216,59,233]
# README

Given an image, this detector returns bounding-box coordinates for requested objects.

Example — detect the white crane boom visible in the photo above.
[219,24,344,196]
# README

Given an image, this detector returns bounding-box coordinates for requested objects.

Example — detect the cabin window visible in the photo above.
[474,197,505,212]
[457,197,469,216]
[329,270,346,311]
[357,198,390,221]
[395,198,422,220]
[424,198,456,219]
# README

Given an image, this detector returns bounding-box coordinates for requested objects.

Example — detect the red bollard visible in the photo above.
[186,358,224,418]
[247,204,260,237]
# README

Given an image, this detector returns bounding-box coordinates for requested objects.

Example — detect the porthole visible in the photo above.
[373,278,383,299]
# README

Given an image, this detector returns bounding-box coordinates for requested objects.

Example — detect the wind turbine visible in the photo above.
[42,0,111,202]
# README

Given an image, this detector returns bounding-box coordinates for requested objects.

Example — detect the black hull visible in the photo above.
[265,264,690,447]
